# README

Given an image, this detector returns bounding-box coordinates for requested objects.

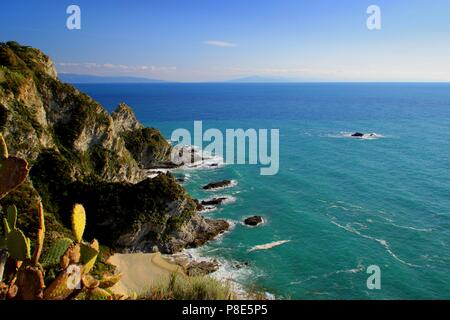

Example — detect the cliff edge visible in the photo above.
[0,41,228,253]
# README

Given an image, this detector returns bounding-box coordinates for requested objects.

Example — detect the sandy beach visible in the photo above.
[107,252,185,297]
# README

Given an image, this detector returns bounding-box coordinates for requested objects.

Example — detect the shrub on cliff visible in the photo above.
[144,273,234,300]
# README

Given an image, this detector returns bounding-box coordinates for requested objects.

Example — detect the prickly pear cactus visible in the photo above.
[32,201,45,264]
[44,264,81,300]
[41,238,73,268]
[87,287,112,300]
[6,206,17,230]
[80,239,99,274]
[15,261,45,300]
[0,134,29,200]
[60,243,81,269]
[71,204,86,243]
[6,228,30,261]
[2,217,10,233]
[1,218,9,244]
[99,273,123,289]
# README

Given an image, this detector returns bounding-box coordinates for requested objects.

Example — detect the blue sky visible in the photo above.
[1,0,449,81]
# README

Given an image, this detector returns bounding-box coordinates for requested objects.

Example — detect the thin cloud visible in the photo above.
[56,62,176,72]
[204,40,236,48]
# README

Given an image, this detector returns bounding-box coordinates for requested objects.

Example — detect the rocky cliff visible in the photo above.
[0,41,228,253]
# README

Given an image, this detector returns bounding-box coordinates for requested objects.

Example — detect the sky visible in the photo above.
[1,0,450,82]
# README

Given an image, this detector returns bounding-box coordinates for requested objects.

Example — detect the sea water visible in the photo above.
[77,82,450,299]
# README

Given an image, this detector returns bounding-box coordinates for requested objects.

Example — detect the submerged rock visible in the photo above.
[244,216,264,226]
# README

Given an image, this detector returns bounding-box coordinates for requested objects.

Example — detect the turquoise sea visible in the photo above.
[77,83,450,299]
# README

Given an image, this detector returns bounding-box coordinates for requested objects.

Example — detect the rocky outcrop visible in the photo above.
[111,103,143,134]
[351,132,364,137]
[111,103,173,169]
[0,42,227,253]
[201,197,228,206]
[187,260,220,276]
[244,216,264,226]
[202,180,233,190]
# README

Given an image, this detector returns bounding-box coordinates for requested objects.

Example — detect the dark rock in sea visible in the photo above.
[201,197,228,206]
[202,180,232,190]
[351,132,364,137]
[244,216,264,226]
[234,261,250,269]
[187,260,220,276]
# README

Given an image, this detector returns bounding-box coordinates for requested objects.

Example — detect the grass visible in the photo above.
[141,273,235,300]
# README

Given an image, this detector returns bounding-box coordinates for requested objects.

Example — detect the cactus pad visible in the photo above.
[6,229,30,261]
[15,262,45,300]
[2,218,10,236]
[6,206,17,229]
[60,243,81,269]
[0,157,29,200]
[41,238,73,268]
[80,240,99,274]
[44,265,81,300]
[0,134,8,159]
[81,274,100,289]
[99,273,123,289]
[71,204,86,243]
[32,202,45,264]
[87,287,112,300]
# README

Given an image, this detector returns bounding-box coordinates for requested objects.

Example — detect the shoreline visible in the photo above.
[121,147,272,299]
[107,252,185,297]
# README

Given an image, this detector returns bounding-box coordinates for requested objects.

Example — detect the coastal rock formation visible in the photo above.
[0,41,227,253]
[202,180,233,190]
[187,260,220,276]
[244,216,264,226]
[201,197,228,206]
[112,104,173,169]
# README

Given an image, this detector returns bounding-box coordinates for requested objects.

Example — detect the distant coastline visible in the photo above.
[59,73,167,84]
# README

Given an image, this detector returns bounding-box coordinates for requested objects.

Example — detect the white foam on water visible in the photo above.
[382,221,433,233]
[248,240,291,252]
[290,262,366,286]
[329,219,421,268]
[328,132,385,140]
[198,195,237,213]
[178,247,263,299]
[173,145,225,170]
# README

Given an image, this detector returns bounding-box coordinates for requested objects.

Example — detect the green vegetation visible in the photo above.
[0,134,122,300]
[144,273,234,300]
[122,127,172,167]
[0,42,230,300]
